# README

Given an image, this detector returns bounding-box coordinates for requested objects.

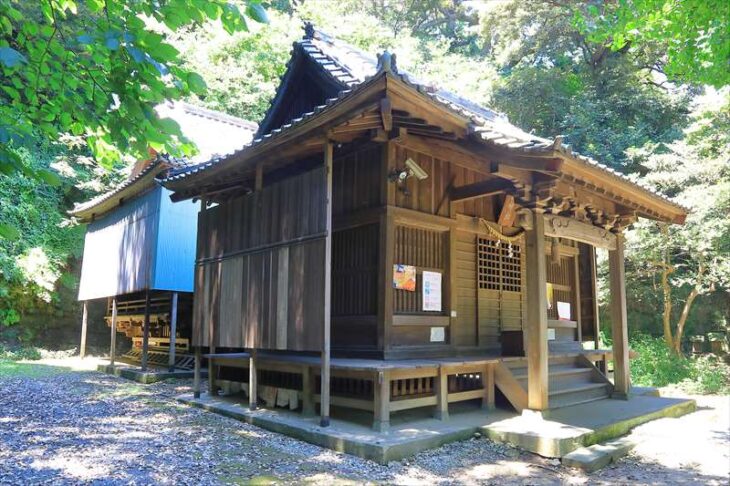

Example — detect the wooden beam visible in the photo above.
[302,366,315,416]
[373,370,391,431]
[525,209,549,411]
[434,365,449,420]
[79,301,88,359]
[543,214,618,250]
[320,141,334,427]
[483,363,495,410]
[450,178,514,203]
[396,133,491,175]
[380,97,392,131]
[609,233,631,398]
[141,290,150,371]
[110,297,117,366]
[168,292,178,372]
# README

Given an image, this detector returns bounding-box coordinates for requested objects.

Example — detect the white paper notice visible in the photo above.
[430,327,445,342]
[557,301,572,321]
[422,271,442,312]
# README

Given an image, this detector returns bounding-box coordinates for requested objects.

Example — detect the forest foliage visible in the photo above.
[0,0,728,357]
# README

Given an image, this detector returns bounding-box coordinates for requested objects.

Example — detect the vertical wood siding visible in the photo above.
[194,167,327,350]
[393,145,495,220]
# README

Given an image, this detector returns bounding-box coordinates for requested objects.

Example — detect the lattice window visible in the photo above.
[477,237,522,292]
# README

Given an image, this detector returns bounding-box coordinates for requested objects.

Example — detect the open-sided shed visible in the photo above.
[73,102,257,370]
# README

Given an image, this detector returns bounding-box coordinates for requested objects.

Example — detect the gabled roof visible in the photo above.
[71,102,257,221]
[164,26,687,223]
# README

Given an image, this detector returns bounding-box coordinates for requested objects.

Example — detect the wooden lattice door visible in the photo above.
[476,236,525,348]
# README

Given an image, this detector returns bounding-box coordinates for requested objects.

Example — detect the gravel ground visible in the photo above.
[0,357,728,485]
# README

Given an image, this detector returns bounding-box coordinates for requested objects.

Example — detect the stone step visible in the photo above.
[562,437,636,472]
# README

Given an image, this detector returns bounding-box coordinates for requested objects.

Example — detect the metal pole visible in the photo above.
[141,290,151,371]
[168,292,178,372]
[110,297,117,366]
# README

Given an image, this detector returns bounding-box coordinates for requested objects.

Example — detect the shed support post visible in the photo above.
[373,370,390,431]
[110,298,117,367]
[301,366,315,416]
[320,141,333,428]
[168,292,178,372]
[80,301,88,359]
[141,291,151,371]
[249,352,257,410]
[434,365,449,420]
[525,209,549,411]
[609,232,631,398]
[193,346,201,399]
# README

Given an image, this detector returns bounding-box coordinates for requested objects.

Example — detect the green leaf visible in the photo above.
[186,72,207,94]
[37,168,62,186]
[246,3,269,23]
[0,223,20,240]
[0,47,27,67]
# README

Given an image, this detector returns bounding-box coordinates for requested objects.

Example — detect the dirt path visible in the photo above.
[0,357,727,485]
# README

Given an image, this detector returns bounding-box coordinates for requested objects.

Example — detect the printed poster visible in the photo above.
[393,264,416,291]
[422,271,442,312]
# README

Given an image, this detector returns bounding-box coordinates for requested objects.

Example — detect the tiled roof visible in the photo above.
[166,26,686,215]
[71,102,257,218]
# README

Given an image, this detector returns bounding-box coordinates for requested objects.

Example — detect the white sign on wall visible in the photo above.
[422,271,442,312]
[430,327,445,342]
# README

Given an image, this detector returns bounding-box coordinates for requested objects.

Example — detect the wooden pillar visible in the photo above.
[590,245,601,350]
[110,298,118,366]
[193,346,201,399]
[609,232,631,398]
[525,210,549,411]
[141,291,151,371]
[377,142,396,354]
[168,292,178,372]
[373,370,390,431]
[79,301,88,358]
[482,363,495,410]
[320,141,333,427]
[248,352,257,410]
[434,365,449,420]
[301,366,315,416]
[572,253,583,343]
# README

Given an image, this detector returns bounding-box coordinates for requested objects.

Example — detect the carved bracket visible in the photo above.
[543,214,617,250]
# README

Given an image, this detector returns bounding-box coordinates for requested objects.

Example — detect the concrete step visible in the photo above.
[562,437,636,472]
[549,383,610,409]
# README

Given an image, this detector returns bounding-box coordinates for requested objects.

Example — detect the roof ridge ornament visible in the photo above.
[303,21,315,40]
[376,51,398,74]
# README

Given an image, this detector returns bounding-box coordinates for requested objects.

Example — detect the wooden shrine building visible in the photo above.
[73,102,256,370]
[163,27,687,429]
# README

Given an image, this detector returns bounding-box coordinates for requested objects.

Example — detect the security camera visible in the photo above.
[405,158,428,181]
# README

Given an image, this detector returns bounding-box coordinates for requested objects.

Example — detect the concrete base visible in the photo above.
[177,393,514,464]
[484,395,696,458]
[98,363,206,384]
[562,437,636,472]
[177,392,695,465]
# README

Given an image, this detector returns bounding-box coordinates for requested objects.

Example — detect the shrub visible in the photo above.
[630,334,693,387]
[0,344,41,361]
[629,333,730,394]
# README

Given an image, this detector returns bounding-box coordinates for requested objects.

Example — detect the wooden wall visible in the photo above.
[393,145,495,220]
[194,167,327,351]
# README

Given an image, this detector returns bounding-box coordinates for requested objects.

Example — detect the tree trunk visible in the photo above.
[661,265,674,348]
[673,287,700,355]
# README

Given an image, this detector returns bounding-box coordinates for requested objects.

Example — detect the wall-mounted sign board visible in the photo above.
[422,271,442,311]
